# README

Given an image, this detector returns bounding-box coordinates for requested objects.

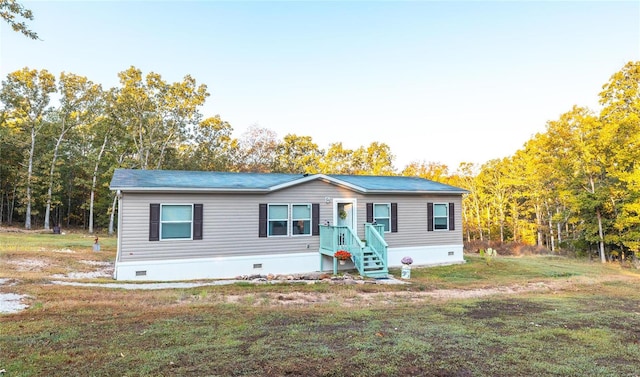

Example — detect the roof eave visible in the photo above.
[110,186,271,193]
[268,174,368,193]
[365,190,469,195]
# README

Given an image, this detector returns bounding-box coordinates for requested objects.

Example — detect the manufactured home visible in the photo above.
[110,169,468,281]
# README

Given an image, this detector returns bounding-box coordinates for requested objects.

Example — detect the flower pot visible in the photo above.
[339,260,346,265]
[401,264,411,279]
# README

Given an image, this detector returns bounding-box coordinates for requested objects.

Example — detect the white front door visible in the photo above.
[334,199,357,247]
[335,199,357,231]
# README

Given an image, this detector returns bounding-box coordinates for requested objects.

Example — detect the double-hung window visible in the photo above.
[292,204,311,236]
[266,203,312,236]
[161,204,193,240]
[260,203,319,238]
[373,203,391,232]
[433,203,449,230]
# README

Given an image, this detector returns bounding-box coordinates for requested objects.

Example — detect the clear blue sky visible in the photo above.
[1,1,638,171]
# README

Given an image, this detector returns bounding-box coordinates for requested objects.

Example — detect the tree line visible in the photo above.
[1,62,638,264]
[445,61,639,262]
[0,66,402,233]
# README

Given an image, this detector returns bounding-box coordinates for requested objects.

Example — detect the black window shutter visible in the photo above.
[312,203,320,236]
[193,204,203,240]
[391,203,398,233]
[427,202,434,232]
[259,203,267,238]
[149,203,160,241]
[366,203,373,223]
[449,202,455,231]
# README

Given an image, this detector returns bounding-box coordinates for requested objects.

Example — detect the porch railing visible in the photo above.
[319,225,365,273]
[319,224,388,277]
[365,223,388,268]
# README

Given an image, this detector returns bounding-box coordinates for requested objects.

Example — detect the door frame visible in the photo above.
[333,198,357,231]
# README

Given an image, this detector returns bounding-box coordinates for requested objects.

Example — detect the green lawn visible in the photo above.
[1,232,640,376]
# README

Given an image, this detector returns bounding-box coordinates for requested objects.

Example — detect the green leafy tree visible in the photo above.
[452,162,483,242]
[476,158,512,243]
[599,61,640,257]
[0,108,24,224]
[110,66,209,170]
[319,142,353,174]
[273,134,323,174]
[179,115,238,172]
[534,107,614,261]
[43,73,104,230]
[0,0,38,39]
[351,142,395,176]
[0,68,56,229]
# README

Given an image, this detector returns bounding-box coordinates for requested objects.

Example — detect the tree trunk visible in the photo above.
[66,180,73,227]
[535,203,543,246]
[44,135,64,230]
[486,206,491,241]
[0,186,4,225]
[596,208,606,263]
[512,202,518,243]
[462,209,471,242]
[88,132,108,234]
[476,207,483,241]
[548,210,555,252]
[25,127,36,230]
[9,186,16,225]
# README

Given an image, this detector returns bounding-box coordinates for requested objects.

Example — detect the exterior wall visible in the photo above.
[115,179,464,280]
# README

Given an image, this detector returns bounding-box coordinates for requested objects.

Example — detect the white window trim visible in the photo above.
[433,202,449,231]
[267,203,290,238]
[373,203,391,233]
[291,203,312,237]
[160,204,194,241]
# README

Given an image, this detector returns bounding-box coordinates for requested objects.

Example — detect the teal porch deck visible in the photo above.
[319,224,389,278]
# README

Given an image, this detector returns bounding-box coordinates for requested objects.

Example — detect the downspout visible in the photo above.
[114,190,123,280]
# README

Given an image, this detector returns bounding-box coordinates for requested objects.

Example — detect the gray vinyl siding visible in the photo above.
[118,180,464,262]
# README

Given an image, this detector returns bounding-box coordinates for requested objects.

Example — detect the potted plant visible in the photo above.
[401,256,413,279]
[334,250,351,265]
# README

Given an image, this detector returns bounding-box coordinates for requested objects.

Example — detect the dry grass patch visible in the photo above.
[3,232,640,376]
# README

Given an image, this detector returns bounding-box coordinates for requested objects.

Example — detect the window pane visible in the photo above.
[376,218,390,232]
[268,205,288,220]
[374,204,389,217]
[292,204,310,219]
[292,220,310,235]
[162,205,192,221]
[434,217,448,230]
[269,220,288,236]
[162,223,191,239]
[434,204,448,217]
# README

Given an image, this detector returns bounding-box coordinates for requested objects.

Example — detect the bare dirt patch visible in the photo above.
[185,281,563,308]
[6,259,49,271]
[464,299,552,319]
[45,247,76,254]
[50,260,114,279]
